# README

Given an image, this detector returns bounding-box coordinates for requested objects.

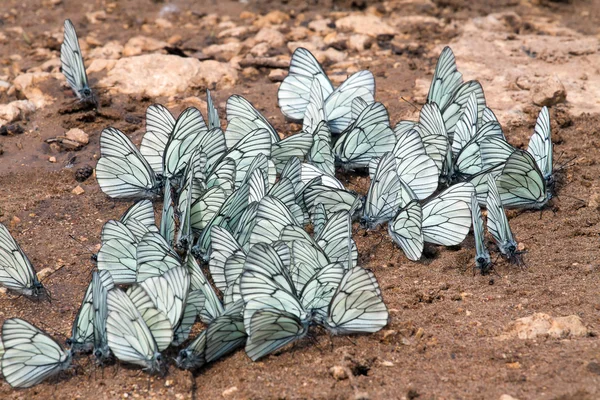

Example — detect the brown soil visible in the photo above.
[1,1,600,399]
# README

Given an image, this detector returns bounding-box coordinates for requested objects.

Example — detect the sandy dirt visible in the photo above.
[0,0,600,399]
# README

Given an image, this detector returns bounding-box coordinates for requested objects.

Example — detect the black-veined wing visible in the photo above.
[125,285,174,352]
[442,80,486,142]
[278,47,334,121]
[308,121,335,177]
[300,262,345,324]
[244,309,308,361]
[302,178,362,216]
[207,89,221,130]
[333,101,396,169]
[220,128,273,187]
[1,318,72,388]
[451,92,478,156]
[289,239,330,293]
[187,256,224,323]
[527,106,553,183]
[120,200,158,241]
[303,78,326,135]
[421,182,474,246]
[97,220,142,285]
[61,19,93,103]
[209,226,244,293]
[225,95,280,148]
[496,149,549,209]
[106,288,166,371]
[427,46,463,112]
[92,270,114,363]
[190,186,227,233]
[204,300,246,363]
[470,194,492,273]
[249,196,301,246]
[324,70,376,134]
[300,163,344,189]
[486,175,518,258]
[417,102,449,173]
[67,277,94,353]
[0,223,45,298]
[162,107,208,183]
[388,200,423,261]
[139,266,190,338]
[159,179,175,246]
[140,104,175,176]
[316,211,358,269]
[136,231,181,282]
[96,127,160,199]
[325,266,388,335]
[206,157,236,196]
[361,153,412,230]
[271,131,313,173]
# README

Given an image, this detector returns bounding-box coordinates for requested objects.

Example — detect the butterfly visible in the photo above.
[527,106,555,194]
[324,265,388,335]
[176,300,246,370]
[486,175,520,263]
[96,127,161,199]
[61,19,95,104]
[1,318,72,388]
[0,223,47,298]
[278,47,375,134]
[426,46,486,140]
[92,270,115,364]
[333,99,396,170]
[470,194,492,274]
[495,148,550,210]
[225,95,312,172]
[361,152,417,230]
[388,182,475,261]
[106,287,169,373]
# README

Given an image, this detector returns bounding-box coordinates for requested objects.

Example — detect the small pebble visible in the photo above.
[329,365,348,380]
[222,386,238,397]
[72,185,85,195]
[49,156,56,163]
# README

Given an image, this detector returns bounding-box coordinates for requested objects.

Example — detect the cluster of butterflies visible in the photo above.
[0,18,560,389]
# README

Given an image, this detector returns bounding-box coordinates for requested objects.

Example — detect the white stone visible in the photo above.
[13,72,54,108]
[88,41,123,60]
[335,15,395,37]
[254,28,286,48]
[497,313,588,340]
[122,36,168,57]
[99,55,238,97]
[65,128,89,145]
[0,100,36,126]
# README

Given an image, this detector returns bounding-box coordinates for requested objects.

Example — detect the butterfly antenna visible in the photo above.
[344,336,357,346]
[68,234,98,259]
[400,97,419,111]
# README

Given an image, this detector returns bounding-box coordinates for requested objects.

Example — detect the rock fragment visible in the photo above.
[531,75,567,106]
[329,366,349,380]
[268,69,286,82]
[497,313,588,340]
[335,15,395,37]
[100,55,238,96]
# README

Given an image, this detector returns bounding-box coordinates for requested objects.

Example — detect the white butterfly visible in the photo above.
[1,318,72,388]
[61,19,94,104]
[106,288,168,372]
[0,223,47,298]
[96,127,161,200]
[388,183,475,260]
[470,194,492,274]
[278,47,375,134]
[333,99,396,170]
[486,175,520,263]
